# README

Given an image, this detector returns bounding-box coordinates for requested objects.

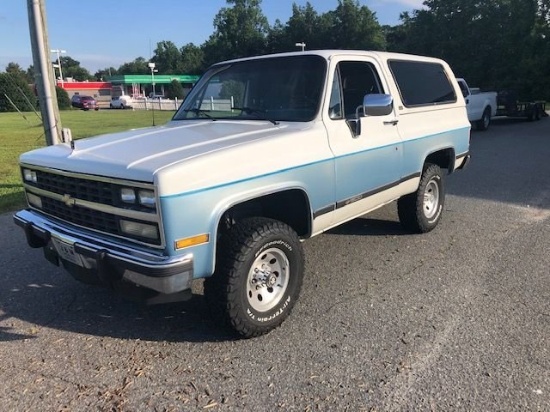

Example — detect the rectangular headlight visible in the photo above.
[23,169,37,183]
[138,189,156,208]
[120,188,136,204]
[27,192,42,208]
[120,220,159,239]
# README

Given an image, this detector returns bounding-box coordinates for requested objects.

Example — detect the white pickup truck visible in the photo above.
[14,50,471,337]
[457,78,497,131]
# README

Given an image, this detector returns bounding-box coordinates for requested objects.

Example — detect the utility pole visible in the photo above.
[27,0,62,146]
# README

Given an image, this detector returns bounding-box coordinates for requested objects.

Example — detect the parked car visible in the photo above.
[148,94,166,100]
[456,78,497,131]
[71,95,99,111]
[110,95,133,109]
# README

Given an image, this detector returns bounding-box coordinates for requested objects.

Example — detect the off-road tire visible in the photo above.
[398,163,445,233]
[204,217,304,338]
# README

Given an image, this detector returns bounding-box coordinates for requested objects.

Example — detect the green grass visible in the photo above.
[0,109,175,214]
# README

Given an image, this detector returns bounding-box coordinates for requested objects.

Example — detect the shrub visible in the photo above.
[0,73,37,112]
[56,86,71,110]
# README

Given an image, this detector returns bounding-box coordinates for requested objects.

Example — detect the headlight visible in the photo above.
[120,188,136,204]
[27,193,42,208]
[23,169,37,183]
[138,190,156,208]
[120,220,159,239]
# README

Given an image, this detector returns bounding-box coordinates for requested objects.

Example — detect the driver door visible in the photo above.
[323,57,403,225]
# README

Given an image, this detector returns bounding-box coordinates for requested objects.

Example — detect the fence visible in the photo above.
[199,98,233,111]
[130,98,181,111]
[125,98,234,112]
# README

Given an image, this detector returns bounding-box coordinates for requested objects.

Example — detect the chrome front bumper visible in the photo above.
[13,209,193,295]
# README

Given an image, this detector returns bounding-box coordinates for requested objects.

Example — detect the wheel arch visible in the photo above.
[208,187,311,274]
[214,187,313,241]
[424,147,456,174]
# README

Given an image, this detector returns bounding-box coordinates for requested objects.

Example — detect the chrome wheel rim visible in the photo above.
[246,247,290,313]
[423,179,440,219]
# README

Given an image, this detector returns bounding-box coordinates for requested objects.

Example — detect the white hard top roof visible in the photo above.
[217,49,446,66]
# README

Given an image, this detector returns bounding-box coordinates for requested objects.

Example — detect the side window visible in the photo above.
[458,81,469,98]
[328,69,343,119]
[336,61,384,118]
[388,60,457,107]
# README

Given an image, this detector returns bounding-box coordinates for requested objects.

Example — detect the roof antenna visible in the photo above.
[148,62,157,126]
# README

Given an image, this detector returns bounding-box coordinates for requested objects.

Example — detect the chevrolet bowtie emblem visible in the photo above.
[61,194,76,208]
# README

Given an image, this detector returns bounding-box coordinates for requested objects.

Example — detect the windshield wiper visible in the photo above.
[231,107,279,125]
[182,108,215,120]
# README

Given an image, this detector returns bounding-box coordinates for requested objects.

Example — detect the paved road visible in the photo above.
[1,117,548,411]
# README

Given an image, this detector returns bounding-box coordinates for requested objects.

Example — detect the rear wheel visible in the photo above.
[476,107,491,131]
[398,163,445,233]
[534,106,541,121]
[204,217,304,338]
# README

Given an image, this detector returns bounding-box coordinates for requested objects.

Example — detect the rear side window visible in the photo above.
[388,60,456,107]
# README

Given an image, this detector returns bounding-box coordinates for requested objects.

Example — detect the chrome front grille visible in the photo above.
[22,165,162,247]
[36,170,119,206]
[41,197,120,234]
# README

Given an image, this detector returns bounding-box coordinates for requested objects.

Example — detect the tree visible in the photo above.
[266,19,287,53]
[118,57,149,75]
[323,0,385,50]
[57,56,93,81]
[166,79,185,100]
[267,2,327,52]
[94,67,118,81]
[266,1,385,53]
[203,0,270,66]
[179,43,205,73]
[5,62,32,83]
[0,73,37,112]
[220,79,245,106]
[153,41,182,74]
[388,0,549,99]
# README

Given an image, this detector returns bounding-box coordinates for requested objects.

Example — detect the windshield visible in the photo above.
[173,55,327,123]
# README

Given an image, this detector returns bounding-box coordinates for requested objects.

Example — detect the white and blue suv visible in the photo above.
[15,50,470,337]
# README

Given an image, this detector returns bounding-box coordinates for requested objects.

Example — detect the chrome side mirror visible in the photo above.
[362,94,393,117]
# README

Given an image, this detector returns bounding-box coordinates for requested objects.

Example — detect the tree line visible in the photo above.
[2,0,549,112]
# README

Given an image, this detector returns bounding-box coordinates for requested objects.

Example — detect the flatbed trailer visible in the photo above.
[496,90,547,120]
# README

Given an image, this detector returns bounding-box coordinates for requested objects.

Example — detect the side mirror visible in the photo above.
[362,94,393,117]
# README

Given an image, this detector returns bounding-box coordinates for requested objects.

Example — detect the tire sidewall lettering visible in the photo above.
[254,239,292,259]
[243,233,297,325]
[247,295,292,323]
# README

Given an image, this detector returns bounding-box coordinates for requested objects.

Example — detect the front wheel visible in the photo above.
[204,218,305,338]
[398,163,445,233]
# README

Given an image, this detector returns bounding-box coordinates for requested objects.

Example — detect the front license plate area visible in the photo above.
[52,237,83,267]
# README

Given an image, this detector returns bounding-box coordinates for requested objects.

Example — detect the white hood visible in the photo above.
[20,120,290,182]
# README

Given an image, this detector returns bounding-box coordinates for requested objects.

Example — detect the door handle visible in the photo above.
[383,119,398,126]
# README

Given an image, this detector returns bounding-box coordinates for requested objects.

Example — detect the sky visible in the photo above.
[0,0,425,74]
